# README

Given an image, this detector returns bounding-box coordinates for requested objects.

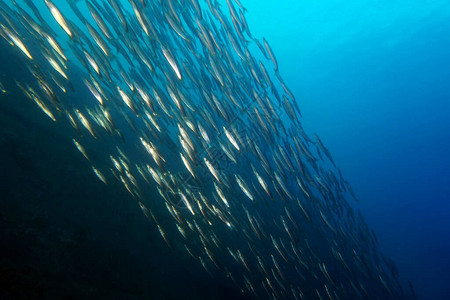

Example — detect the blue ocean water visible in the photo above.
[0,0,448,298]
[244,1,450,299]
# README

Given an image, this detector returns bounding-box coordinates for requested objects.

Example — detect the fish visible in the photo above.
[45,35,67,61]
[180,152,196,179]
[44,0,72,38]
[263,37,278,71]
[86,0,112,39]
[0,1,413,299]
[223,126,240,151]
[162,46,182,80]
[43,53,68,80]
[75,109,97,138]
[1,25,33,60]
[86,22,111,57]
[73,139,90,161]
[235,174,254,201]
[214,182,229,208]
[0,81,6,93]
[92,166,107,184]
[29,90,56,121]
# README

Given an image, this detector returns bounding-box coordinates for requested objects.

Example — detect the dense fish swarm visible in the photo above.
[0,0,415,299]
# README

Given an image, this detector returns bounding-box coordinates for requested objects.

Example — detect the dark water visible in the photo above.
[0,41,245,299]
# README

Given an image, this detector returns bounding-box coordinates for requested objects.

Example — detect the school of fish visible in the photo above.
[0,0,415,299]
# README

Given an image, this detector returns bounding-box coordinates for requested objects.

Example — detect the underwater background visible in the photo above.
[0,0,449,299]
[242,1,450,299]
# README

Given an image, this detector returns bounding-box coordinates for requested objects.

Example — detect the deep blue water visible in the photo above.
[244,1,450,299]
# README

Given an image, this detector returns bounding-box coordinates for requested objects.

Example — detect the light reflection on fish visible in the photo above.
[0,1,413,299]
